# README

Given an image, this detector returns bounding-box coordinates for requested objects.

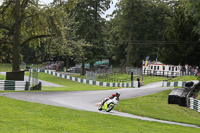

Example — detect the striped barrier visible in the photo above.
[189,97,200,113]
[43,70,137,88]
[0,80,29,91]
[162,81,199,87]
[30,69,45,72]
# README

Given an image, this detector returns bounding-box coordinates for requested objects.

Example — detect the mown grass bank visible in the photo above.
[0,74,5,80]
[168,76,198,82]
[0,63,12,72]
[73,74,168,85]
[0,96,199,132]
[114,90,200,126]
[26,72,117,91]
[197,93,200,100]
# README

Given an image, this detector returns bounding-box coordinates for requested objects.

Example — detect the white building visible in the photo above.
[142,61,181,77]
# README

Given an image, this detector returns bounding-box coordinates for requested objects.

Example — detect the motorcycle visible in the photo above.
[98,96,118,112]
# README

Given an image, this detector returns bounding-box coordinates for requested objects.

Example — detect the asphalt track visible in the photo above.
[1,81,200,129]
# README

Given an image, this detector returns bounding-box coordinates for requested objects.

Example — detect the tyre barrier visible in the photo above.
[43,70,138,88]
[189,98,200,113]
[0,80,29,91]
[168,87,193,107]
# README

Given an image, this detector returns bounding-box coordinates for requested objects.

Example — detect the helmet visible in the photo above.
[116,92,120,97]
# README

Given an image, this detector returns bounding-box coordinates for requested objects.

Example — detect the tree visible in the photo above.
[0,0,76,71]
[160,0,200,66]
[109,0,171,67]
[73,0,111,70]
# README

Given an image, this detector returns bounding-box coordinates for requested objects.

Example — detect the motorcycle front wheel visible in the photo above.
[98,105,102,111]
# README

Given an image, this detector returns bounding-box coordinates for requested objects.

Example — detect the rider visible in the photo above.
[101,92,120,106]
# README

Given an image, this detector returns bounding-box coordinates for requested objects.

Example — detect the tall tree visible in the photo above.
[73,0,111,70]
[0,0,76,71]
[109,0,170,67]
[160,0,200,66]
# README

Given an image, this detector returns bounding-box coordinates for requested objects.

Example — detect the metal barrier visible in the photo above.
[189,98,200,112]
[0,80,29,91]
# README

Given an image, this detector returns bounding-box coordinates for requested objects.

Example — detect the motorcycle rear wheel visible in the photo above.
[106,105,114,112]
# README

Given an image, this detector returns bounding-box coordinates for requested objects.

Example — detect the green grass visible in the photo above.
[26,72,117,91]
[0,96,199,132]
[73,74,168,85]
[168,76,198,82]
[197,93,200,100]
[114,90,200,126]
[0,74,5,80]
[197,94,200,100]
[0,63,12,72]
[142,76,168,85]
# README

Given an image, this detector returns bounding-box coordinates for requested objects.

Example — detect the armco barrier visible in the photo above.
[43,69,137,88]
[163,81,199,87]
[189,97,200,113]
[0,80,29,91]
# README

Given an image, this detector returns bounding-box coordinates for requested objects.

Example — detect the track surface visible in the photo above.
[1,82,200,129]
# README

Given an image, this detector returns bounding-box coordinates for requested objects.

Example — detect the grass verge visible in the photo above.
[0,63,12,72]
[168,76,198,82]
[73,74,168,85]
[197,93,200,100]
[114,90,200,126]
[26,72,117,91]
[0,74,5,80]
[0,96,199,132]
[197,92,200,100]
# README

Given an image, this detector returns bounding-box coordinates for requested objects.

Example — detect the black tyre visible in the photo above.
[106,105,114,112]
[98,105,102,111]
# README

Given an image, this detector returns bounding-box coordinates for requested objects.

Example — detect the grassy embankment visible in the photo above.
[0,96,199,132]
[197,93,200,100]
[0,63,12,72]
[0,74,5,80]
[168,76,198,82]
[73,74,169,85]
[114,90,200,127]
[25,72,117,91]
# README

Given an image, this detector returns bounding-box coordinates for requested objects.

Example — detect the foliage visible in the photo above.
[114,90,200,126]
[109,0,171,66]
[73,0,111,69]
[160,0,200,66]
[0,0,77,71]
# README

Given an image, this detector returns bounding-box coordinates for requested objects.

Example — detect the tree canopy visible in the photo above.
[0,0,200,71]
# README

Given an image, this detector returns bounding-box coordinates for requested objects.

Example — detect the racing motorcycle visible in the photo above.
[98,96,118,112]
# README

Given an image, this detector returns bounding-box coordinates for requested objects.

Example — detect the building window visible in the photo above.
[163,66,165,70]
[151,66,153,70]
[154,66,156,70]
[175,67,177,71]
[157,66,159,70]
[172,67,174,71]
[169,67,171,71]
